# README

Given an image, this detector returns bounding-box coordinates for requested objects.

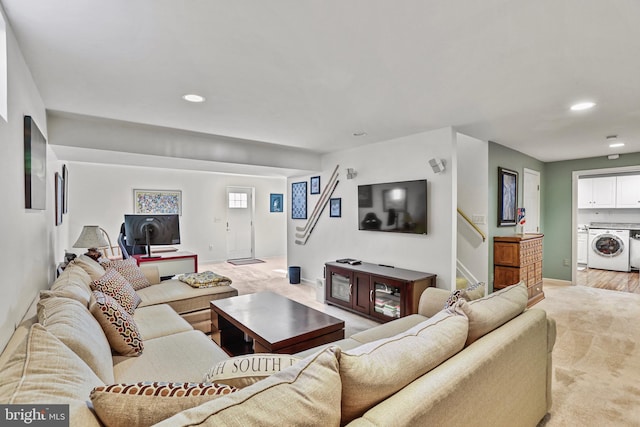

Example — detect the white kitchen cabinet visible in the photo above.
[615,175,640,208]
[578,177,616,208]
[577,231,588,264]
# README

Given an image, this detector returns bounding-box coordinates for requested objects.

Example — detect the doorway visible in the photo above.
[523,168,540,233]
[572,166,640,293]
[226,187,255,260]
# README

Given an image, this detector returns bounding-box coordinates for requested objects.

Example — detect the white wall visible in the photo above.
[0,11,62,351]
[456,132,489,284]
[66,162,286,263]
[287,128,457,290]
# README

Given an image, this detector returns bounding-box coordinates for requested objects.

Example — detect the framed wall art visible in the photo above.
[24,116,47,210]
[291,181,307,219]
[497,167,518,226]
[133,189,182,215]
[270,193,283,212]
[55,172,63,226]
[330,198,341,218]
[62,164,69,214]
[310,176,321,195]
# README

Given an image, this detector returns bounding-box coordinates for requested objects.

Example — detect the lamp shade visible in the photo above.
[73,225,109,249]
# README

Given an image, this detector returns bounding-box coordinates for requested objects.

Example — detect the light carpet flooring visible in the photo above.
[200,258,640,426]
[536,282,640,427]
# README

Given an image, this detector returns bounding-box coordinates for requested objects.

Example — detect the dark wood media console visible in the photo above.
[324,261,436,322]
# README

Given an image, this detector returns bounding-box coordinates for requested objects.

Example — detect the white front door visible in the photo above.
[226,187,254,260]
[523,168,540,233]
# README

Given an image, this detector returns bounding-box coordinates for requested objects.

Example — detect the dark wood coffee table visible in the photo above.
[210,291,345,356]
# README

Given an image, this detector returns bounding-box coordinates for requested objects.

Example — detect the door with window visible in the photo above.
[226,187,255,260]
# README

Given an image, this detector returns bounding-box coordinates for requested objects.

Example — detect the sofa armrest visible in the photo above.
[139,264,161,285]
[417,287,451,317]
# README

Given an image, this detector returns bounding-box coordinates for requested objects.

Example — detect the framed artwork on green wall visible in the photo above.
[498,167,518,226]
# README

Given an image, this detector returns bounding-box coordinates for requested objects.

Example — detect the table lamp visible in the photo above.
[73,225,109,260]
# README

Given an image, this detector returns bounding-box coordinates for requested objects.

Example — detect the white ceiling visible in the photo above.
[3,0,640,168]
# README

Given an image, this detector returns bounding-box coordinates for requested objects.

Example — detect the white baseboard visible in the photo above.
[543,277,572,286]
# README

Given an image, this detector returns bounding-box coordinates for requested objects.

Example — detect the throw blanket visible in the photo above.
[178,271,232,288]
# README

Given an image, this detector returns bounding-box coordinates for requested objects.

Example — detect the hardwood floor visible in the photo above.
[576,266,640,294]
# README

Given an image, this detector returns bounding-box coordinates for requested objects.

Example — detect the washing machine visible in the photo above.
[587,228,630,272]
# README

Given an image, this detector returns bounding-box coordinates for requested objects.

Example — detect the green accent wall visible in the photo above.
[488,142,545,291]
[544,153,640,280]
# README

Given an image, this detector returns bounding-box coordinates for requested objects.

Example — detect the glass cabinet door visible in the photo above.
[330,272,351,303]
[372,281,401,319]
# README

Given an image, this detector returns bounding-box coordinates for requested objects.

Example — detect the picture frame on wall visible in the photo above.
[62,164,68,214]
[498,167,518,226]
[133,189,182,215]
[291,181,307,219]
[55,172,63,226]
[310,176,321,195]
[24,116,47,210]
[330,198,341,217]
[270,193,283,212]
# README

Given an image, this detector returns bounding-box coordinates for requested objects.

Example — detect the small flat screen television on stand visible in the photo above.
[124,214,181,259]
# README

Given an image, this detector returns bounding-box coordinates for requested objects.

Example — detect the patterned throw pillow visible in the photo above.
[89,291,144,357]
[101,258,151,291]
[443,282,486,309]
[90,382,238,427]
[203,354,300,388]
[91,269,141,315]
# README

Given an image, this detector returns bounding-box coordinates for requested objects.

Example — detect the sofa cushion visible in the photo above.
[48,263,93,306]
[37,296,114,383]
[91,268,142,315]
[112,330,229,383]
[133,304,193,340]
[72,254,107,281]
[154,346,342,427]
[456,281,528,346]
[0,324,103,427]
[203,354,301,388]
[101,257,152,290]
[90,291,144,356]
[351,314,428,344]
[461,281,486,300]
[90,382,238,427]
[136,279,237,314]
[339,309,468,424]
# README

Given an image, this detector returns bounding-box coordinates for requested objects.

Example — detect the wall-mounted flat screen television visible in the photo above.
[358,179,427,234]
[124,214,181,258]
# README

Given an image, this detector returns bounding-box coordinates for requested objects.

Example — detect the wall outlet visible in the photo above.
[563,259,570,266]
[471,215,486,225]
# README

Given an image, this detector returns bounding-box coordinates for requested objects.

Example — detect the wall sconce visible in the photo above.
[346,168,358,179]
[428,158,446,174]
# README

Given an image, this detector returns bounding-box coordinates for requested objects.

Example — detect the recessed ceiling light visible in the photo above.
[353,132,367,137]
[570,101,595,111]
[182,94,205,103]
[609,142,625,148]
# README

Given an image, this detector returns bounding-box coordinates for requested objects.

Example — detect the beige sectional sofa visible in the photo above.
[0,255,555,427]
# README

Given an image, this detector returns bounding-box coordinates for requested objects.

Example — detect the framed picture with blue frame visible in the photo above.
[270,193,283,212]
[291,181,307,219]
[330,198,341,217]
[310,176,321,194]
